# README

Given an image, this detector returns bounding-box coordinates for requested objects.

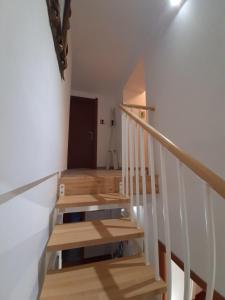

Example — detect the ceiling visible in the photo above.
[70,0,169,94]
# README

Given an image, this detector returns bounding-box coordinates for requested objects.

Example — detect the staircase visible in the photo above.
[39,104,225,300]
[39,171,167,300]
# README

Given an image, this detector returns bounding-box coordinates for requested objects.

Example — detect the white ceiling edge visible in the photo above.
[70,0,184,97]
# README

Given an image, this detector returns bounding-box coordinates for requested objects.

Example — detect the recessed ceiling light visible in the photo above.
[169,0,182,7]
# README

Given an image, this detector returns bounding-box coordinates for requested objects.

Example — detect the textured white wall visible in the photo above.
[144,0,225,296]
[71,90,122,167]
[0,0,71,299]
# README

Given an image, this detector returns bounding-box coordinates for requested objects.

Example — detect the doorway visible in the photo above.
[67,96,98,169]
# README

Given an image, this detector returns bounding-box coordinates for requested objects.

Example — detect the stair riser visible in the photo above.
[57,203,128,213]
[60,176,159,195]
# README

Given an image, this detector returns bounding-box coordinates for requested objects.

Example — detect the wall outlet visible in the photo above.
[59,184,65,196]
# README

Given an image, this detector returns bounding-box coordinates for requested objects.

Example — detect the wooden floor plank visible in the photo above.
[56,193,129,209]
[47,219,144,251]
[40,256,167,300]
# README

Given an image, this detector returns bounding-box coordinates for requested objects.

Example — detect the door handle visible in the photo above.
[88,131,94,141]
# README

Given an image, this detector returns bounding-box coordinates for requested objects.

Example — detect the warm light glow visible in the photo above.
[169,0,182,7]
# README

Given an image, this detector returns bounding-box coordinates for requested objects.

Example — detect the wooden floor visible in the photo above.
[56,193,129,209]
[40,256,167,300]
[47,219,144,252]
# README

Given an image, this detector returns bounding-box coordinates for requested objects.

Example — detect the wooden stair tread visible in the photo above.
[56,193,129,209]
[47,219,144,251]
[40,256,167,300]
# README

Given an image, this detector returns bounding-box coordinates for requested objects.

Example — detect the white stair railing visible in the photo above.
[159,144,172,299]
[125,114,129,197]
[121,105,225,300]
[203,182,216,300]
[129,119,135,220]
[140,126,151,265]
[148,134,160,280]
[176,160,191,300]
[121,113,126,195]
[134,123,141,227]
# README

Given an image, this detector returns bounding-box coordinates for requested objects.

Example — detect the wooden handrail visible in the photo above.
[0,172,59,205]
[122,103,155,111]
[120,105,225,199]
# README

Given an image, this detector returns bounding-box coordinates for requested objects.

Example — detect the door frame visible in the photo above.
[68,96,98,169]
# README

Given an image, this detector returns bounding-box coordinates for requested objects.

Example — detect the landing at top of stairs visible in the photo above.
[47,218,144,252]
[40,256,167,300]
[56,193,129,209]
[59,169,158,195]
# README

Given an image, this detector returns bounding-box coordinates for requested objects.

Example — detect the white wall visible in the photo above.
[0,0,71,299]
[123,59,147,117]
[0,176,58,300]
[144,0,225,296]
[71,90,122,167]
[171,261,184,300]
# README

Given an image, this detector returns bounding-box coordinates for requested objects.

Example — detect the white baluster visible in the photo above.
[125,115,129,196]
[57,251,62,270]
[203,182,216,300]
[177,160,191,300]
[134,123,141,227]
[56,209,63,270]
[121,113,126,195]
[140,127,151,265]
[129,120,135,220]
[148,134,160,280]
[159,145,172,299]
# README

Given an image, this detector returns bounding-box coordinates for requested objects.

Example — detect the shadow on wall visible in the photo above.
[0,175,58,300]
[0,173,58,206]
[0,229,49,300]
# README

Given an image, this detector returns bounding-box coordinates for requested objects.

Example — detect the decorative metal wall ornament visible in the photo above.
[46,0,71,79]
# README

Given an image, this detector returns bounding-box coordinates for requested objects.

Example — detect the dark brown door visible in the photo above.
[67,96,98,169]
[195,292,206,300]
